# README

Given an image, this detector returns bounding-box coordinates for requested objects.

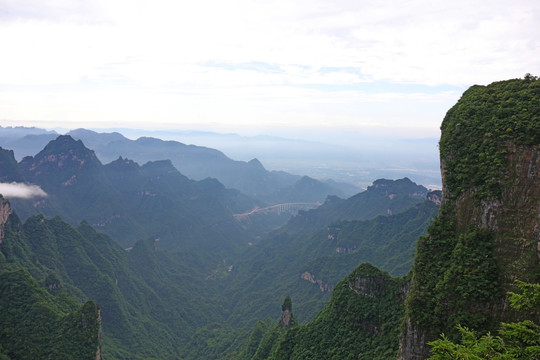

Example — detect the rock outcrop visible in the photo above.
[0,196,11,243]
[280,296,295,328]
[300,271,333,292]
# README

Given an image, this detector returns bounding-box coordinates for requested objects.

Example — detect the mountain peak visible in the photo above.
[141,159,177,174]
[37,135,101,167]
[247,158,265,169]
[109,156,138,166]
[0,147,23,182]
[19,135,102,182]
[42,135,86,153]
[367,178,427,198]
[67,128,128,144]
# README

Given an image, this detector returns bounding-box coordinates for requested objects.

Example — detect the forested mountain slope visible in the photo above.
[282,177,429,235]
[0,195,232,359]
[223,180,436,332]
[0,269,101,360]
[251,263,407,360]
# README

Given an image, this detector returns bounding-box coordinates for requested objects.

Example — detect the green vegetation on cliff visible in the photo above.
[440,75,539,200]
[406,208,502,338]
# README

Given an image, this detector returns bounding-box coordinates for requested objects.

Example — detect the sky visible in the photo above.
[0,0,539,143]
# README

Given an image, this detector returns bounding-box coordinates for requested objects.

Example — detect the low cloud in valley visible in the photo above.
[0,182,47,199]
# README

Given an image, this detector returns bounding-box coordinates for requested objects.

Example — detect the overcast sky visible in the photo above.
[1,0,538,141]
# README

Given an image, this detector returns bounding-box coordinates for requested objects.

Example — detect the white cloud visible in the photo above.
[0,0,538,136]
[2,0,537,87]
[0,183,48,199]
[0,0,107,23]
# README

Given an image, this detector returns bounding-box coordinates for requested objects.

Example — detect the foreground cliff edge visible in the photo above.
[399,75,540,359]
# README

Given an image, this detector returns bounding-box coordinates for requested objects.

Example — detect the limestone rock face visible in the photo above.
[280,309,292,327]
[280,296,295,328]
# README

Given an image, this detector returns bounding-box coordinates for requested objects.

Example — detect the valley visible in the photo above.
[0,128,437,359]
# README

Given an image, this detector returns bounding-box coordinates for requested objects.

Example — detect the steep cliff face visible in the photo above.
[0,147,23,182]
[399,77,540,359]
[0,197,10,243]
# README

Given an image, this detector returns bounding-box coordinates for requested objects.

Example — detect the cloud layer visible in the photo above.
[0,183,48,199]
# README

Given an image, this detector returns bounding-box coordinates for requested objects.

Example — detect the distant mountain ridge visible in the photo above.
[0,126,357,202]
[283,177,429,235]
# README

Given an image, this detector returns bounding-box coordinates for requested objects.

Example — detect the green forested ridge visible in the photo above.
[305,197,439,280]
[0,269,100,360]
[0,198,231,359]
[284,177,429,236]
[247,263,406,360]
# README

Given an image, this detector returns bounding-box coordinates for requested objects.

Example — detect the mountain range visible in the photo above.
[0,133,438,359]
[0,127,359,202]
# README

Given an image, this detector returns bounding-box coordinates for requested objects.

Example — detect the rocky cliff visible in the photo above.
[0,196,10,243]
[399,76,540,359]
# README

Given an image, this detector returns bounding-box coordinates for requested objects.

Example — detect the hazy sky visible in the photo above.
[1,0,539,141]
